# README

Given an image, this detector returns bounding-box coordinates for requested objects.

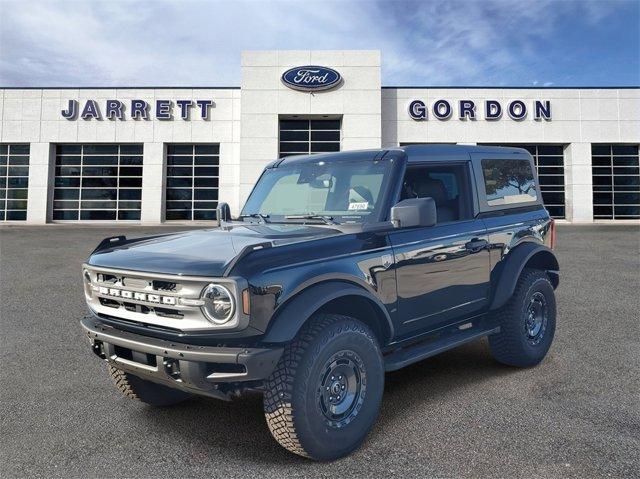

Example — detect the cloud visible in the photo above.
[0,0,637,87]
[370,0,625,86]
[0,0,381,86]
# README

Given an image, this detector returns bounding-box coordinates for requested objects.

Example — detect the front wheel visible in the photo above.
[489,268,557,367]
[263,314,384,461]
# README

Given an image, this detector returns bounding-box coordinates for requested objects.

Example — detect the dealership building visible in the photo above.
[1,50,638,224]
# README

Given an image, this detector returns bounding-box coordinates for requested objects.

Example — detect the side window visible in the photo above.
[401,164,472,223]
[481,159,537,206]
[428,172,459,200]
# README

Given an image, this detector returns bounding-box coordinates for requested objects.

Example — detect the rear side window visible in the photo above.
[481,159,537,206]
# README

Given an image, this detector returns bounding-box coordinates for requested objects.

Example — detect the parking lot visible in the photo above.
[1,224,638,478]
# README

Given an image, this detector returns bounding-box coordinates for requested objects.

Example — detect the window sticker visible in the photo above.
[348,201,369,210]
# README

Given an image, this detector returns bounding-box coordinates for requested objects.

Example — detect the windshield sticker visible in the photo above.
[348,202,369,211]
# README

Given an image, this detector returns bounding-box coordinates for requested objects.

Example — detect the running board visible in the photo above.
[384,326,500,372]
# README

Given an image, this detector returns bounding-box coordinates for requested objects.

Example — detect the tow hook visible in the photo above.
[91,340,107,360]
[163,358,182,381]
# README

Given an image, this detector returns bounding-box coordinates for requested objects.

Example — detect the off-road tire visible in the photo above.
[107,365,192,406]
[263,314,384,461]
[489,268,556,367]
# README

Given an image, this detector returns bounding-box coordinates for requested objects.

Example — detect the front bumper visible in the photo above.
[81,317,283,401]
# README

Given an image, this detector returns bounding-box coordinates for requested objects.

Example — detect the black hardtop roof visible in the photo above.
[272,149,384,167]
[272,144,530,167]
[399,144,532,161]
[399,143,530,157]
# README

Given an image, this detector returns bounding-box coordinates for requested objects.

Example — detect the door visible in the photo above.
[389,161,491,337]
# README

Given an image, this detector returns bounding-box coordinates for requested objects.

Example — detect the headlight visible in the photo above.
[201,284,235,324]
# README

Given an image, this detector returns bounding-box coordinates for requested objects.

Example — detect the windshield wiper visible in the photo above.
[284,214,337,225]
[238,213,270,223]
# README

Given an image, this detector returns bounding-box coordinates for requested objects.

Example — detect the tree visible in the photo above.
[482,160,536,197]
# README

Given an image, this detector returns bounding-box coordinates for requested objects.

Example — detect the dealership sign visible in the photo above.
[281,66,342,92]
[61,99,214,120]
[408,99,551,121]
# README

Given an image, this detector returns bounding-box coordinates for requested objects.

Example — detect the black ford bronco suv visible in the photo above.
[81,144,559,460]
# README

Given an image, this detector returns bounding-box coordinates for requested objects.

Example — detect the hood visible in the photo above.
[87,223,340,277]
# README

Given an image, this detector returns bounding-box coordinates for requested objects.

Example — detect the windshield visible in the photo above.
[241,158,393,223]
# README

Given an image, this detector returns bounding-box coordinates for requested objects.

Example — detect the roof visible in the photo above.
[398,144,531,159]
[274,149,385,167]
[272,144,530,167]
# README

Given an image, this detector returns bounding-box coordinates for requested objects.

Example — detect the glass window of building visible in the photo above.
[592,144,640,219]
[53,144,143,221]
[480,144,565,218]
[0,144,30,221]
[165,144,219,221]
[279,119,341,158]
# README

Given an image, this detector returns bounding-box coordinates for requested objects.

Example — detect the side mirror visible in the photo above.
[216,202,231,222]
[391,197,437,228]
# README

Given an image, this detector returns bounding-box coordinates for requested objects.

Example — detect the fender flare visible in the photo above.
[262,281,394,344]
[490,242,559,310]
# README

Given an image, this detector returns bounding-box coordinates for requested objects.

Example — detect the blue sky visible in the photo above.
[0,0,638,87]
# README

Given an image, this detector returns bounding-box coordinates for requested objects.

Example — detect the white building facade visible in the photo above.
[1,50,638,224]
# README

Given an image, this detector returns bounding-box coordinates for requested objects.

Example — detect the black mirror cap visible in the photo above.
[216,202,231,223]
[391,197,437,228]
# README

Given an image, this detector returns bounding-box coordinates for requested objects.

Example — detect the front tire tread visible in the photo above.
[263,314,381,460]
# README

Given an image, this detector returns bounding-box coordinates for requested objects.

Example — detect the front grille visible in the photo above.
[99,297,120,308]
[153,280,177,292]
[155,307,184,319]
[84,265,217,332]
[122,277,149,289]
[96,312,185,334]
[98,273,118,284]
[123,302,151,314]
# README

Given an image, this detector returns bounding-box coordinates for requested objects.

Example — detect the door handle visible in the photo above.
[465,238,488,252]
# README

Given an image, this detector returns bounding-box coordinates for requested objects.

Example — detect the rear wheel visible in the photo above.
[489,268,556,367]
[263,314,384,461]
[107,365,192,406]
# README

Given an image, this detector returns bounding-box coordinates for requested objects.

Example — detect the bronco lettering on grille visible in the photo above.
[98,287,176,305]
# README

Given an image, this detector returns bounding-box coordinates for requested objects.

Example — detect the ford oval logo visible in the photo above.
[281,65,342,92]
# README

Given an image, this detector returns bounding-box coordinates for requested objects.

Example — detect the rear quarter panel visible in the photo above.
[482,207,553,288]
